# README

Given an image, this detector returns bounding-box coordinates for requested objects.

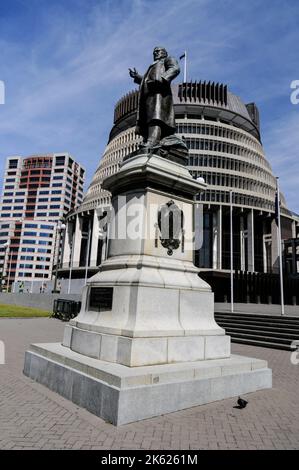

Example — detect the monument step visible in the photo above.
[24,342,272,425]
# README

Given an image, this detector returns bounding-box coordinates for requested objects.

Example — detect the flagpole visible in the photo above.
[230,190,234,313]
[184,50,187,83]
[276,177,285,316]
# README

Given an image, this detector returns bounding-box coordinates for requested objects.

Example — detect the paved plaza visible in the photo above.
[0,317,298,450]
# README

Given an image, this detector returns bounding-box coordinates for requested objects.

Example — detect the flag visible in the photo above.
[179,53,186,60]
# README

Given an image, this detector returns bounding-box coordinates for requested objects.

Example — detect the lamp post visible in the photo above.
[53,222,66,293]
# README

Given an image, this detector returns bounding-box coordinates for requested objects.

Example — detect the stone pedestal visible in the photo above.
[24,151,272,425]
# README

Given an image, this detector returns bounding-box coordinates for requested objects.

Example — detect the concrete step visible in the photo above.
[215,312,299,325]
[215,316,299,329]
[225,331,292,345]
[221,326,299,341]
[229,337,292,351]
[217,322,299,335]
[215,312,299,323]
[214,312,299,350]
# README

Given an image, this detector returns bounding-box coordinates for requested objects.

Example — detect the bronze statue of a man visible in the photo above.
[129,46,180,148]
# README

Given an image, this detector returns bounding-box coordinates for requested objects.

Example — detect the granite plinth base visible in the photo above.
[24,343,272,426]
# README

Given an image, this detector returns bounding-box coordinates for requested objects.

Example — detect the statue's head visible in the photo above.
[153,46,168,61]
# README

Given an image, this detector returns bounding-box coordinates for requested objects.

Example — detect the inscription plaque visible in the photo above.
[89,287,113,312]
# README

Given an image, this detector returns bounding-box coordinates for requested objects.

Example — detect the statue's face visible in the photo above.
[153,47,167,61]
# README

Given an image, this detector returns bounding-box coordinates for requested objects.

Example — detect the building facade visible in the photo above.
[61,81,299,299]
[0,153,85,289]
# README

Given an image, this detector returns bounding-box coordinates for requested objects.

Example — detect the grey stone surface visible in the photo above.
[24,342,272,426]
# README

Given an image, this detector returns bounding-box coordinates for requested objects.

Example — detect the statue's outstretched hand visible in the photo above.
[129,67,138,79]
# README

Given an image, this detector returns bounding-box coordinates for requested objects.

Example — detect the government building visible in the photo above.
[60,81,299,302]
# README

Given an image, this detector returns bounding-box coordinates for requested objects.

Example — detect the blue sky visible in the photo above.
[0,0,298,212]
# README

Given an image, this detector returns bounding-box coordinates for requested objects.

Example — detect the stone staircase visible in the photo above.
[214,312,299,350]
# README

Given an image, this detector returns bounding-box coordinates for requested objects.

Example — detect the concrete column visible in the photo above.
[247,209,255,272]
[212,207,223,270]
[62,220,72,268]
[217,207,222,269]
[240,215,245,271]
[271,218,279,274]
[90,210,99,267]
[292,220,296,238]
[72,215,82,268]
[212,212,218,269]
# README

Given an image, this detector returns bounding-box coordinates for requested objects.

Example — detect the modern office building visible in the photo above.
[0,153,85,289]
[61,81,299,301]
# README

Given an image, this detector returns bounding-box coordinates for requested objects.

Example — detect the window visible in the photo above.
[40,225,53,230]
[52,183,62,187]
[51,197,60,202]
[49,212,59,216]
[14,199,24,203]
[37,205,47,209]
[38,198,48,202]
[13,213,23,217]
[16,191,25,196]
[6,178,15,182]
[5,185,14,189]
[53,175,63,180]
[52,190,61,194]
[39,190,49,195]
[24,231,36,236]
[14,206,23,210]
[39,240,51,245]
[36,212,47,217]
[24,223,37,229]
[55,156,65,166]
[2,206,11,210]
[50,205,60,209]
[21,247,35,253]
[23,240,36,244]
[4,192,13,196]
[1,224,10,229]
[40,232,52,237]
[8,159,18,169]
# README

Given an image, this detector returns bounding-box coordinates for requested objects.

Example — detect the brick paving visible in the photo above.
[0,317,298,450]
